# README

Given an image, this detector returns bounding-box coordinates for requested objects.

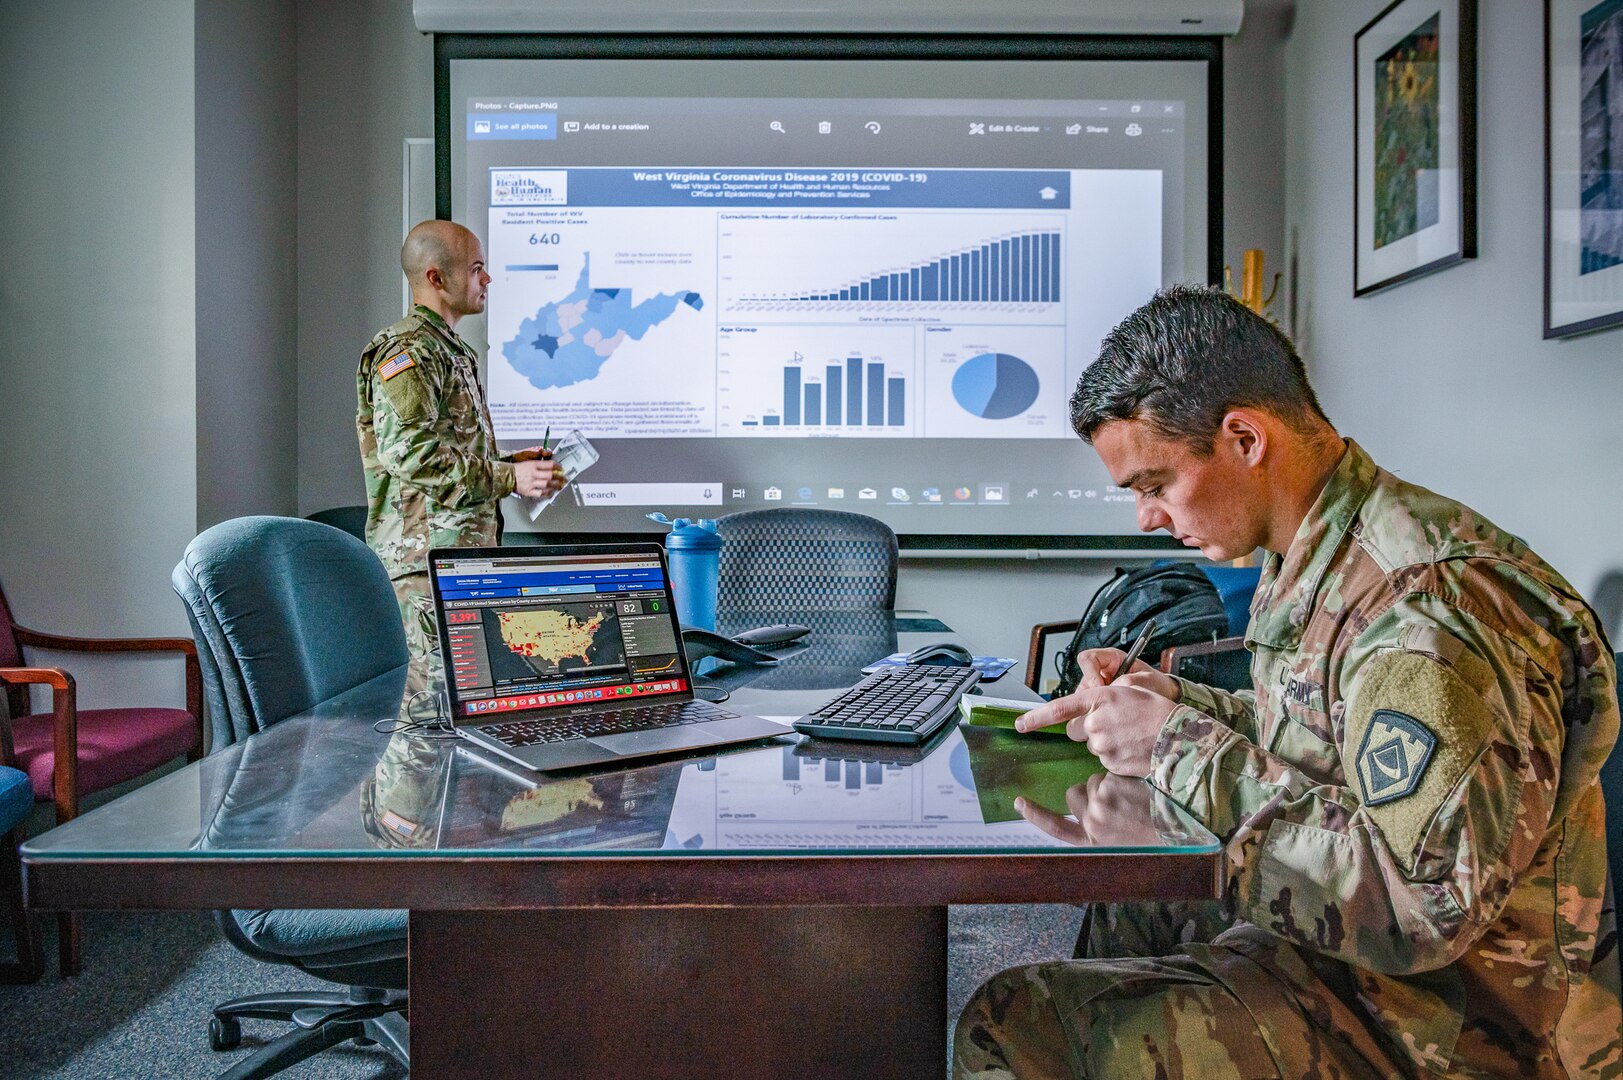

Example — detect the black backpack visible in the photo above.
[1052,564,1232,698]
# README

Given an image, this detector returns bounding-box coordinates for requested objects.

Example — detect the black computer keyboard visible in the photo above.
[480,700,736,747]
[793,664,981,745]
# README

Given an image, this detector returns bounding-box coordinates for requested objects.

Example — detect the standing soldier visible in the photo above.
[357,220,564,663]
[955,286,1621,1079]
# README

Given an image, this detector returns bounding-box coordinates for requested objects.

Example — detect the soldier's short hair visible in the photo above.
[401,220,469,285]
[1069,284,1330,453]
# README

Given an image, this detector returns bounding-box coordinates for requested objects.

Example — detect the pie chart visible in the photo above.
[952,352,1040,420]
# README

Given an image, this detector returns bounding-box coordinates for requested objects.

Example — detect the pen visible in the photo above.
[1108,618,1158,685]
[541,427,551,453]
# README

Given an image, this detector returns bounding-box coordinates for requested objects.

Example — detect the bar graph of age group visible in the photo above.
[716,212,1066,320]
[714,324,918,437]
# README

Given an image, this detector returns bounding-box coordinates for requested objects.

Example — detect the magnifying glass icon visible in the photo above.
[769,121,785,133]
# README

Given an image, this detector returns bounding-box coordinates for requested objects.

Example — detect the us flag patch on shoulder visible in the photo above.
[379,352,416,381]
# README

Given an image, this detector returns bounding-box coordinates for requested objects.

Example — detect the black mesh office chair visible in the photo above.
[304,505,367,544]
[174,516,409,1079]
[714,508,898,615]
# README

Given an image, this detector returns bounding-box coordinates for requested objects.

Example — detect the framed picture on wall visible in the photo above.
[1546,0,1623,338]
[1353,0,1477,296]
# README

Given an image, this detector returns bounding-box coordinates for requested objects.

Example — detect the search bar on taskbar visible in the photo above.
[574,483,723,506]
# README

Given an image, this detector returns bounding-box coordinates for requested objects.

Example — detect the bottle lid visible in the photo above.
[665,521,722,550]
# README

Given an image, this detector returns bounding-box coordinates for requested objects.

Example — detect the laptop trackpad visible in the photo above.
[591,726,724,756]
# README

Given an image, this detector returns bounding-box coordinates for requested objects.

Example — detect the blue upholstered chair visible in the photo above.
[173,516,409,1079]
[714,508,898,615]
[1193,564,1263,638]
[0,760,41,982]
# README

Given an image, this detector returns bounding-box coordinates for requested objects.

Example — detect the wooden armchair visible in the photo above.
[1024,619,1081,695]
[0,579,203,977]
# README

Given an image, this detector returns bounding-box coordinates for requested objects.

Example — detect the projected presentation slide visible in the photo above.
[447,56,1211,540]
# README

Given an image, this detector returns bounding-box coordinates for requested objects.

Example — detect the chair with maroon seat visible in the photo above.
[0,579,203,976]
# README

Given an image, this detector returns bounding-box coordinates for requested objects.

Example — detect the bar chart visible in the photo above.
[716,212,1068,319]
[715,324,918,437]
[738,355,907,430]
[778,230,1061,305]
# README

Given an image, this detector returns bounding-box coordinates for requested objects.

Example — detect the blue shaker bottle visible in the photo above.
[650,514,723,630]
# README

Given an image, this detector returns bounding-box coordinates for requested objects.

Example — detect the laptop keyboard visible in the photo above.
[480,700,736,747]
[793,664,980,745]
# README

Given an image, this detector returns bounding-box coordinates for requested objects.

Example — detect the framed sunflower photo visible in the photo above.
[1546,0,1623,337]
[1354,0,1478,296]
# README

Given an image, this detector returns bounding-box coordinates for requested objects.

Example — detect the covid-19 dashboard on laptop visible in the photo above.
[430,547,692,719]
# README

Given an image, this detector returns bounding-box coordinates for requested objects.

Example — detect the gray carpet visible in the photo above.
[0,913,407,1079]
[0,904,1081,1077]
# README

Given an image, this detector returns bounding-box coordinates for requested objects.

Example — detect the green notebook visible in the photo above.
[959,693,1067,733]
[958,699,1104,823]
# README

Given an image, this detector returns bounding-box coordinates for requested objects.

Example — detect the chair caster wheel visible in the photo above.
[210,1014,241,1051]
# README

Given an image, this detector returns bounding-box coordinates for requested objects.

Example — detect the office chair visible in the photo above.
[173,516,409,1079]
[0,756,40,982]
[714,508,898,615]
[0,576,203,976]
[304,505,368,544]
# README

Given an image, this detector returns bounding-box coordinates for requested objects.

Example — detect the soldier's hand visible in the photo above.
[514,458,566,499]
[1074,647,1180,699]
[1015,682,1176,777]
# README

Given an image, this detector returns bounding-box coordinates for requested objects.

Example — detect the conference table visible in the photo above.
[23,609,1220,1077]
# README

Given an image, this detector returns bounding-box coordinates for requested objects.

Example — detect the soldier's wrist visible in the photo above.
[493,460,517,498]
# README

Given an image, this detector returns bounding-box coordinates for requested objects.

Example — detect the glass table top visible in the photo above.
[24,611,1218,862]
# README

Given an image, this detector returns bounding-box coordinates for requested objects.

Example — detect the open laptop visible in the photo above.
[428,543,792,771]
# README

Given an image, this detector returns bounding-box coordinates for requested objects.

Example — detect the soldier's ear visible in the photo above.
[1217,410,1267,467]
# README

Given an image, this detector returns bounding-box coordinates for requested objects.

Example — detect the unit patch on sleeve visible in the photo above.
[1344,646,1496,872]
[379,352,417,381]
[1355,709,1436,806]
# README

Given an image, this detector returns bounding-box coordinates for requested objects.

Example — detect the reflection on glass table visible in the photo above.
[24,609,1221,1080]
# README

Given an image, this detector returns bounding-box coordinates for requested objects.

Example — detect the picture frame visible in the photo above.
[1353,0,1477,296]
[1545,0,1623,338]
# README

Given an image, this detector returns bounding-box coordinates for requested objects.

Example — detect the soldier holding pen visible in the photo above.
[357,219,566,663]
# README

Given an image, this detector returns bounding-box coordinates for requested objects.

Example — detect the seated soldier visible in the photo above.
[954,286,1621,1079]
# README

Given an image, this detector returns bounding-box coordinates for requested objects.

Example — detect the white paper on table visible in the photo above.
[517,429,600,521]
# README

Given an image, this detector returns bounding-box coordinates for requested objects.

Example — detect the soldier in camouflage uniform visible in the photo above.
[955,286,1621,1079]
[357,220,564,663]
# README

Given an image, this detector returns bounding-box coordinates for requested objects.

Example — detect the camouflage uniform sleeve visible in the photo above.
[1172,678,1259,742]
[371,337,516,507]
[1151,598,1557,976]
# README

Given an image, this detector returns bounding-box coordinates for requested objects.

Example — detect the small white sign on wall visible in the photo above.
[403,137,435,311]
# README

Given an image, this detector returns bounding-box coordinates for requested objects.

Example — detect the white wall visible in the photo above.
[1285,0,1623,627]
[1224,1,1291,289]
[296,0,436,517]
[0,0,199,708]
[196,0,300,528]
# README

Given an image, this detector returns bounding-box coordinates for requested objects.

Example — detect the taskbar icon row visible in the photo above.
[727,485,1131,505]
[736,484,1010,505]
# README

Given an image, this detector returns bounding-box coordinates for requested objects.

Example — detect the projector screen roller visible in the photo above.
[439,40,1216,547]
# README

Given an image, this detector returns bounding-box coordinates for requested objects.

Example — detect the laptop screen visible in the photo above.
[430,546,691,721]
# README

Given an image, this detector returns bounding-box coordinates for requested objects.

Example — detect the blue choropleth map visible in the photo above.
[502,254,703,390]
